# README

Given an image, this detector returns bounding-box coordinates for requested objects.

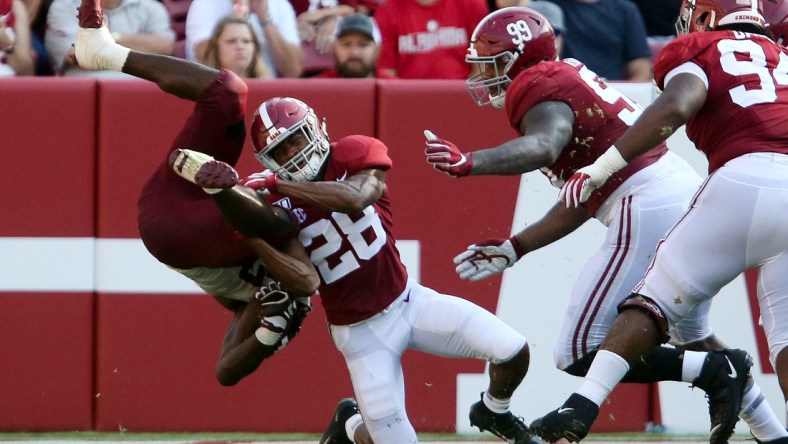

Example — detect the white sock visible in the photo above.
[576,350,630,406]
[345,413,363,443]
[741,383,788,440]
[482,391,511,414]
[681,350,707,382]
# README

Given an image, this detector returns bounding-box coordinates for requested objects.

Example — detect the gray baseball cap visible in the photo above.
[336,14,376,40]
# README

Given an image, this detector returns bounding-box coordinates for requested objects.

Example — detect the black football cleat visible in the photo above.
[692,349,753,444]
[529,393,599,443]
[468,393,543,444]
[319,398,359,444]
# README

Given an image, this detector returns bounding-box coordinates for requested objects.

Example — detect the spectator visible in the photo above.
[0,0,34,75]
[46,0,174,77]
[203,14,272,79]
[186,0,304,78]
[291,0,354,58]
[22,0,52,74]
[549,0,652,80]
[374,0,488,79]
[314,13,391,78]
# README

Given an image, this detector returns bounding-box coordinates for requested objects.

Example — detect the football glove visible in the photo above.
[559,146,627,208]
[241,169,278,195]
[254,283,296,346]
[453,238,524,281]
[424,130,473,178]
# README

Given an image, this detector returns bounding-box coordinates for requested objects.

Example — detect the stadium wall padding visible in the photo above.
[0,78,655,433]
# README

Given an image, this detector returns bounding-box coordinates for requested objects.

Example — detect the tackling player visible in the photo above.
[533,0,788,443]
[424,6,788,444]
[71,1,542,443]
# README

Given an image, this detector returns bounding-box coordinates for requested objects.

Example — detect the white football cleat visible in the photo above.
[169,149,239,190]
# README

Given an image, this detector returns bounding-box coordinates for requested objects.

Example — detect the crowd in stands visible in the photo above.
[3,0,782,80]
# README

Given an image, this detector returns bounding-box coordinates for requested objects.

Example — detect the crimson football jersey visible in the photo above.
[655,31,788,173]
[505,59,667,215]
[266,135,408,325]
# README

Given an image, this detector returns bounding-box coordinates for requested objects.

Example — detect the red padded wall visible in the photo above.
[0,78,96,429]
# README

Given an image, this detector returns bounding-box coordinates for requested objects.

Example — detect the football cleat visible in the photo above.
[529,393,599,443]
[692,349,753,444]
[468,393,543,444]
[169,149,239,190]
[319,398,359,444]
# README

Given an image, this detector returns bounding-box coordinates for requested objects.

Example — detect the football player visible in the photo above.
[72,0,319,386]
[72,1,541,443]
[424,6,788,444]
[533,0,788,442]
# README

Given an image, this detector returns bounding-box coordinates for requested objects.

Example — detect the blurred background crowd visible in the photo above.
[0,0,683,81]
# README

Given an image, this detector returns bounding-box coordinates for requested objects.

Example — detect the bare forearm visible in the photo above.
[216,336,272,385]
[513,203,590,254]
[277,178,380,213]
[471,136,559,176]
[244,238,319,296]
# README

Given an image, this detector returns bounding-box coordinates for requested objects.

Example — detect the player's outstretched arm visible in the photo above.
[454,203,589,281]
[276,168,386,214]
[214,285,301,385]
[424,101,574,177]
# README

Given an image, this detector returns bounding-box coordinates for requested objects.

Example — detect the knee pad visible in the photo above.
[618,293,671,344]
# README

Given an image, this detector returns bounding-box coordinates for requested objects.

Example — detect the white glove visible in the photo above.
[453,238,521,282]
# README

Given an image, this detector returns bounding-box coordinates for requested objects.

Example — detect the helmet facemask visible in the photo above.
[466,51,515,109]
[253,107,330,182]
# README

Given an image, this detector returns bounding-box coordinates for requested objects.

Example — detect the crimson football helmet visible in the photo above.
[764,0,788,44]
[466,7,556,108]
[250,97,330,182]
[675,0,766,35]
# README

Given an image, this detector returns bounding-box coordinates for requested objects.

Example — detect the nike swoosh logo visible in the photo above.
[404,290,411,303]
[557,407,574,414]
[725,356,737,378]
